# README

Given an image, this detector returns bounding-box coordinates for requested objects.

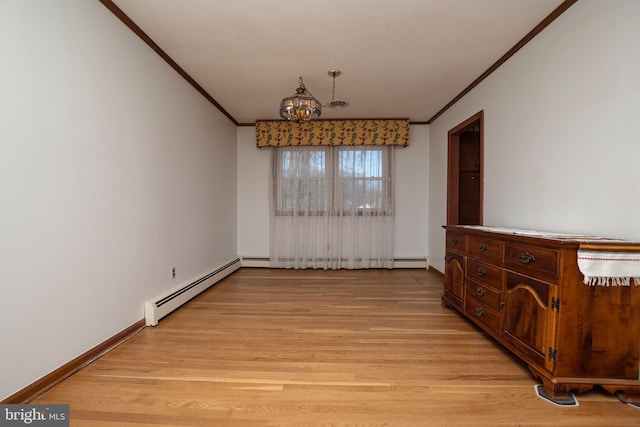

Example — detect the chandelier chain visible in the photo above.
[331,73,336,102]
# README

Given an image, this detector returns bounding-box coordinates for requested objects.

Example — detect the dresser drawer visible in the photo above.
[465,296,501,334]
[466,278,503,311]
[468,235,504,261]
[446,231,467,253]
[505,243,559,278]
[467,259,502,290]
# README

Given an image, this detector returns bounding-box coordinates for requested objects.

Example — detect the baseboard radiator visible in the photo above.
[144,258,240,326]
[240,257,428,269]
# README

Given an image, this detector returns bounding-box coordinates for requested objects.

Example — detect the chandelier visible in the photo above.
[279,77,321,122]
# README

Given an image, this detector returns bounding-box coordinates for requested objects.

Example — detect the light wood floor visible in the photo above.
[34,268,639,426]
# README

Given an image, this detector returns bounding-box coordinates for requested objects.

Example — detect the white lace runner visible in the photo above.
[577,249,640,286]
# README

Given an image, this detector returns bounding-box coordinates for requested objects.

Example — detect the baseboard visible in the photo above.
[2,320,146,404]
[240,257,429,269]
[145,258,241,326]
[393,258,429,269]
[240,256,271,268]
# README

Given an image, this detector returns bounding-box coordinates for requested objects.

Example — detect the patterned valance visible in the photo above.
[255,119,410,148]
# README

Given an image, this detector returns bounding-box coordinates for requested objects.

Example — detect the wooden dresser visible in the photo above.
[443,225,640,404]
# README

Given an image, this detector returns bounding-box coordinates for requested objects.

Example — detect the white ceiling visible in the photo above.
[109,0,567,125]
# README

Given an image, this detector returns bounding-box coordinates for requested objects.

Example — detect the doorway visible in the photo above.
[447,111,483,225]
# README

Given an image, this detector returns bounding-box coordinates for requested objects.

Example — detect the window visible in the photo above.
[269,145,395,269]
[275,147,329,214]
[274,146,392,216]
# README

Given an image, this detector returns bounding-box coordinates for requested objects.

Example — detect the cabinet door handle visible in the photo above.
[479,243,488,252]
[475,307,485,317]
[450,239,458,245]
[520,252,536,264]
[477,267,486,277]
[476,287,485,296]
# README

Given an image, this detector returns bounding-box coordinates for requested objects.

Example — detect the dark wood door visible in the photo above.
[447,111,483,226]
[458,131,480,224]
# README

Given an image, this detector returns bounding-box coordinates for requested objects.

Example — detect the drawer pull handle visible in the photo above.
[475,307,485,317]
[520,252,536,264]
[450,239,458,245]
[479,243,488,252]
[477,267,486,276]
[476,287,486,296]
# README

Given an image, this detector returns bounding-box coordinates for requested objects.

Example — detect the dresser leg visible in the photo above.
[535,380,579,406]
[441,296,453,309]
[615,391,640,408]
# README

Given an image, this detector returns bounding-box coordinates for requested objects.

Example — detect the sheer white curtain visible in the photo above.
[269,145,394,269]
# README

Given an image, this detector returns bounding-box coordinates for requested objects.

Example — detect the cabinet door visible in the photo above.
[503,272,557,371]
[444,252,465,308]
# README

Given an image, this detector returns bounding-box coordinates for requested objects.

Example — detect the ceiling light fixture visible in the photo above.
[326,69,348,109]
[279,76,321,122]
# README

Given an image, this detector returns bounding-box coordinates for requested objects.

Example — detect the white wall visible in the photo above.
[236,127,271,257]
[0,1,238,400]
[428,0,640,272]
[395,125,429,259]
[237,125,429,261]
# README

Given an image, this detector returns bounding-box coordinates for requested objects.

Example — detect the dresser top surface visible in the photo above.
[444,225,638,246]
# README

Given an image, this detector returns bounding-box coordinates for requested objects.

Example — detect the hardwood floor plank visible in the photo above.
[33,268,640,425]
